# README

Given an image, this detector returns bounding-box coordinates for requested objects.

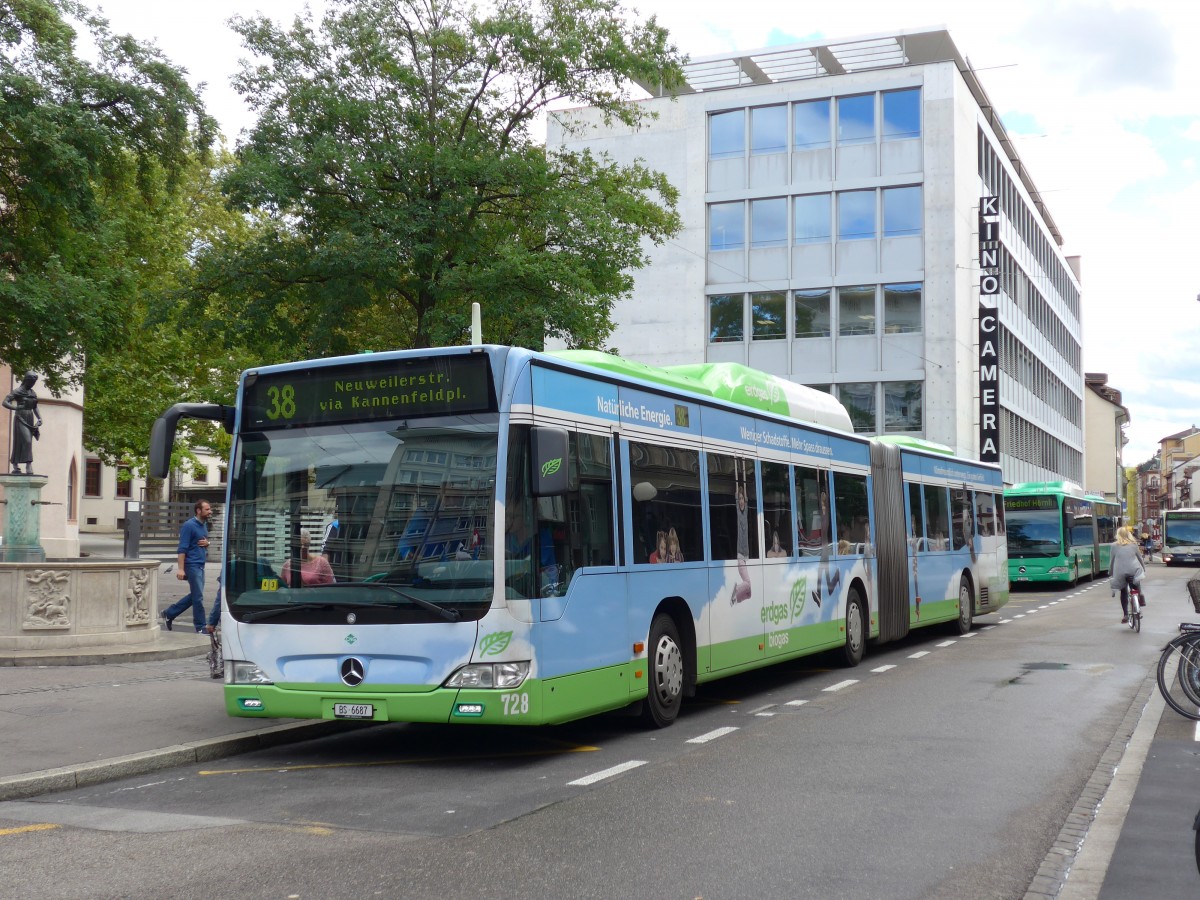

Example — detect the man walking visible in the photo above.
[162,500,212,633]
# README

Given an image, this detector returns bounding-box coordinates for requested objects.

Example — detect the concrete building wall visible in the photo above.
[550,29,1085,484]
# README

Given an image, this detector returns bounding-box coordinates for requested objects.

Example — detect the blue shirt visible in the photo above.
[178,517,209,568]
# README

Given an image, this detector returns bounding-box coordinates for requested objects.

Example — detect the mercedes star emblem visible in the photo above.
[340,657,365,686]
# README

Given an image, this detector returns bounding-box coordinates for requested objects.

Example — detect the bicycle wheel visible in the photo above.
[1157,633,1200,720]
[1133,610,1141,633]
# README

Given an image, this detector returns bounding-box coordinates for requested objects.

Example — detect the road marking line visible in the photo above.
[1195,720,1200,743]
[0,823,59,836]
[908,650,931,659]
[964,631,978,637]
[823,679,858,692]
[755,711,776,717]
[1014,614,1026,618]
[936,640,956,647]
[784,699,809,707]
[1038,605,1049,609]
[871,664,896,673]
[687,726,740,744]
[1000,619,1013,624]
[1027,609,1039,614]
[981,625,996,631]
[567,760,647,786]
[747,704,775,716]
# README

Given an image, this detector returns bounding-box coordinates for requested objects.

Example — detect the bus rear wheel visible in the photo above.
[953,576,974,635]
[642,613,683,728]
[842,587,866,667]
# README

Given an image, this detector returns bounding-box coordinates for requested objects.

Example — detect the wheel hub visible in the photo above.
[653,635,683,701]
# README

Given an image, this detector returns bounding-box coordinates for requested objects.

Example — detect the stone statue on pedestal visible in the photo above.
[3,372,42,475]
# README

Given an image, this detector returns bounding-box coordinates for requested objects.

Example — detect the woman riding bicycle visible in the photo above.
[1110,525,1147,624]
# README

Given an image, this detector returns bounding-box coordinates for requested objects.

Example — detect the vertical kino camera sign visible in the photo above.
[978,195,1000,463]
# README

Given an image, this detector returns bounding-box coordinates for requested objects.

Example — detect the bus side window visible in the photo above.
[629,440,703,564]
[924,484,949,551]
[795,465,828,557]
[707,452,759,562]
[567,432,615,570]
[907,481,925,550]
[832,471,869,553]
[761,461,792,558]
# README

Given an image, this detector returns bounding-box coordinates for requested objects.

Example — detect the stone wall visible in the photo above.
[0,559,161,650]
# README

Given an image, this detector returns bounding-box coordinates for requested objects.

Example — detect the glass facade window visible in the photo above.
[794,289,831,338]
[709,294,744,343]
[751,292,786,340]
[793,99,831,150]
[838,190,876,241]
[883,186,922,237]
[882,88,921,141]
[751,198,787,248]
[837,94,875,145]
[883,381,923,432]
[751,105,787,155]
[116,465,132,498]
[838,285,876,336]
[883,282,922,333]
[709,202,744,251]
[794,193,831,244]
[838,382,877,434]
[709,110,744,160]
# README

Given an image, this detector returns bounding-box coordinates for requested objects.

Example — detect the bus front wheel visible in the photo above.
[953,577,974,635]
[842,587,866,667]
[642,613,684,728]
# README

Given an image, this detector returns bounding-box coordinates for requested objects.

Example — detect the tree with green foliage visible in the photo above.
[82,149,261,469]
[188,0,685,359]
[0,0,215,390]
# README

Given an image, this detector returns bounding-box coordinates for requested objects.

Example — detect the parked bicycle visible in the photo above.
[1155,576,1200,720]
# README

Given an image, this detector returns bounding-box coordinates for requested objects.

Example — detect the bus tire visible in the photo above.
[842,587,866,667]
[953,576,974,635]
[1068,558,1079,588]
[641,613,684,728]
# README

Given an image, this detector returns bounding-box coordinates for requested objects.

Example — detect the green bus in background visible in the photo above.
[1004,481,1121,586]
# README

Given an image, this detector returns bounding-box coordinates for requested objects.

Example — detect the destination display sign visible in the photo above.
[1004,496,1058,511]
[241,354,495,430]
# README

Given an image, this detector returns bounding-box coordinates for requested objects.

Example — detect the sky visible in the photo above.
[86,0,1200,465]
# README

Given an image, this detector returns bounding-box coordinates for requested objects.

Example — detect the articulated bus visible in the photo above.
[150,346,1008,728]
[1162,508,1200,565]
[1004,482,1121,586]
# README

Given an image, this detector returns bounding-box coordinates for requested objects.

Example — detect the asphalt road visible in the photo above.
[1,567,1194,899]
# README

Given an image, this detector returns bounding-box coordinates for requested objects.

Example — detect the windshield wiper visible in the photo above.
[243,601,380,623]
[336,582,462,623]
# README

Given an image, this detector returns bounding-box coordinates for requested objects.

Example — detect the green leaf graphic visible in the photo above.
[479,630,513,656]
[541,457,563,477]
[790,576,807,620]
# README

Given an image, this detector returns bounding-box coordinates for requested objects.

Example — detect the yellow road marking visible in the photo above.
[0,823,59,836]
[199,743,599,776]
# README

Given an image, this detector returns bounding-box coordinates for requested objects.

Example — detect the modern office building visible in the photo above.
[548,27,1084,483]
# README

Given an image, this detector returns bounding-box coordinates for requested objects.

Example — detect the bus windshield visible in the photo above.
[224,416,498,624]
[1165,513,1200,548]
[1005,507,1062,558]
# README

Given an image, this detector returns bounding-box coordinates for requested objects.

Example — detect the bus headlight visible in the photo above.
[227,660,273,685]
[445,661,530,689]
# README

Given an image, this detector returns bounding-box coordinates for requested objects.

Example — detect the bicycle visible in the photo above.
[1155,576,1200,720]
[1157,624,1200,720]
[1127,583,1143,633]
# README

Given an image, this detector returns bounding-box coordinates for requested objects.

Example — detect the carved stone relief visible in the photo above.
[124,567,152,624]
[23,569,70,628]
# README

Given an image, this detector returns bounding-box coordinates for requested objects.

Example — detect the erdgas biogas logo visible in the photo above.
[761,576,808,648]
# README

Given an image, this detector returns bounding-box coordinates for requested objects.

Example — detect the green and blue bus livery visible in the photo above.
[151,345,1008,727]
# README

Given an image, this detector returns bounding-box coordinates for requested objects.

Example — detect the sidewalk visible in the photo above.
[0,534,358,801]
